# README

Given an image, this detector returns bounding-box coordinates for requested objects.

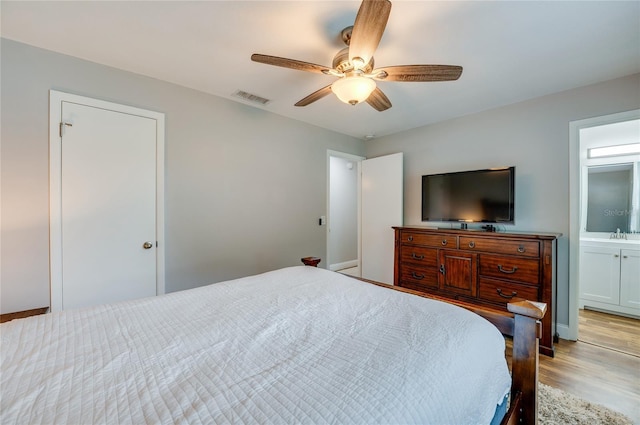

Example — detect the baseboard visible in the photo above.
[581,303,640,319]
[330,260,358,272]
[556,323,574,341]
[0,307,49,323]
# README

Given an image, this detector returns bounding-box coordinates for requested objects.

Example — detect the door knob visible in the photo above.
[143,242,154,249]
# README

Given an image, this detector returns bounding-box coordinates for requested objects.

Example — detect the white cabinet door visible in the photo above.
[620,249,640,309]
[579,245,621,305]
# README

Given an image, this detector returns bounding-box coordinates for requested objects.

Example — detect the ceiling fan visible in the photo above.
[251,0,462,111]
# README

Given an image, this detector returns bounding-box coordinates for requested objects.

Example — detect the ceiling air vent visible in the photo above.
[232,90,271,105]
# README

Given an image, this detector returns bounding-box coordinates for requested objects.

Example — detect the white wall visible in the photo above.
[3,37,638,325]
[0,39,365,314]
[364,73,640,329]
[580,120,640,234]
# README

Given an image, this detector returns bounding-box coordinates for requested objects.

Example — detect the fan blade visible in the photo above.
[251,54,330,74]
[366,87,392,111]
[373,65,463,82]
[295,85,333,107]
[349,0,392,67]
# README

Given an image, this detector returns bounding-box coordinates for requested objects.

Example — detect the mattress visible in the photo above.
[1,266,511,424]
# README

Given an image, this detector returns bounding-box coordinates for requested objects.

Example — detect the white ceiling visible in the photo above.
[2,0,639,139]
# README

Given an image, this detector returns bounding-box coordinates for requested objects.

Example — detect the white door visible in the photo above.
[50,91,165,311]
[361,153,403,284]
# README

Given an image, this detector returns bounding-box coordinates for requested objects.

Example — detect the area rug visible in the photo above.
[539,383,634,425]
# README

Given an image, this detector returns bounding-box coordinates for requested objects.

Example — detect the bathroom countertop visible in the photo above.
[580,236,640,248]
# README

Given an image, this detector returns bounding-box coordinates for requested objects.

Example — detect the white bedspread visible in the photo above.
[1,266,510,424]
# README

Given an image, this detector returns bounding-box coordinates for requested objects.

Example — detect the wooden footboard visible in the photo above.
[503,300,545,425]
[301,259,545,424]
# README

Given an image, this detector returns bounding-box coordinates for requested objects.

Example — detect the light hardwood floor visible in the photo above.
[539,309,640,423]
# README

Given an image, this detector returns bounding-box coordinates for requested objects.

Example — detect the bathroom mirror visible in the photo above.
[585,163,635,232]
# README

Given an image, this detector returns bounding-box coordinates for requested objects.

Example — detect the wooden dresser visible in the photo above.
[393,226,559,356]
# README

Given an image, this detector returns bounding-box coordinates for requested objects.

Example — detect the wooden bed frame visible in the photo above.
[302,257,544,425]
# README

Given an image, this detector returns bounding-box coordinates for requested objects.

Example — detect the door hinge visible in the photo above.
[59,122,72,137]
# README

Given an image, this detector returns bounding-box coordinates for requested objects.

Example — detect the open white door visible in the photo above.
[361,153,403,284]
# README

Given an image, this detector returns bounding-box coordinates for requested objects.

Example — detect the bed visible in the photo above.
[1,265,543,424]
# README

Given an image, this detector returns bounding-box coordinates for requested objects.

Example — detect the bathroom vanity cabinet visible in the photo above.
[580,241,640,316]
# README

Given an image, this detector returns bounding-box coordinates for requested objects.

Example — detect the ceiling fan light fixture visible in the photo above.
[331,76,376,105]
[251,0,461,111]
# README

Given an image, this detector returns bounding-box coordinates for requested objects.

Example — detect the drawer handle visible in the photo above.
[496,288,518,299]
[407,235,414,242]
[441,239,447,246]
[497,265,518,274]
[411,252,424,260]
[517,245,525,253]
[468,241,475,248]
[411,271,425,280]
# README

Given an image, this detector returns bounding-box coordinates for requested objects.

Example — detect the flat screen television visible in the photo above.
[421,167,515,224]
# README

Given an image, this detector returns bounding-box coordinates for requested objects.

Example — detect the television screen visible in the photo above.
[421,167,515,224]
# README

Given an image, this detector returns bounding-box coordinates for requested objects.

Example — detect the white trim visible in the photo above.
[49,90,165,312]
[326,150,365,274]
[568,109,640,341]
[49,93,63,312]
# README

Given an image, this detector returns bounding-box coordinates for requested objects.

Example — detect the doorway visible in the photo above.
[49,91,165,311]
[327,151,364,276]
[326,151,403,284]
[568,109,640,342]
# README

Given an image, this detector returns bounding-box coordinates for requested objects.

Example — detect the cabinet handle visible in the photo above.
[440,264,445,275]
[497,265,518,274]
[407,235,414,242]
[517,245,525,253]
[496,288,518,299]
[411,271,425,280]
[468,241,475,248]
[623,255,628,259]
[441,239,447,246]
[411,252,424,260]
[614,254,620,258]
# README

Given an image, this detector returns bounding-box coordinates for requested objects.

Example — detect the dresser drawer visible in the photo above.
[400,246,437,267]
[479,254,540,285]
[478,277,539,305]
[459,237,539,258]
[400,265,438,289]
[400,231,457,248]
